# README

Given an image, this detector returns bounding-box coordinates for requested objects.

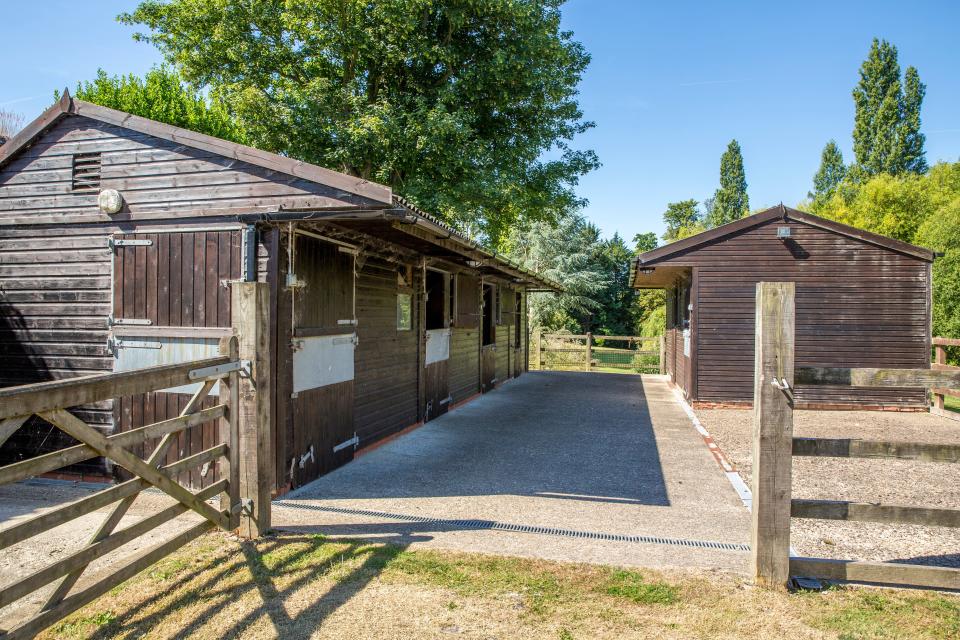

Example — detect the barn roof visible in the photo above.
[0,92,560,292]
[631,204,934,287]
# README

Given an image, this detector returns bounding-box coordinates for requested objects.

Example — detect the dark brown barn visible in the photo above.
[632,205,934,409]
[0,94,557,491]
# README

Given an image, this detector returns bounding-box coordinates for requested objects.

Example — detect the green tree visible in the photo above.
[507,213,608,332]
[590,234,637,335]
[632,232,658,254]
[121,0,599,244]
[852,38,926,176]
[899,66,928,174]
[63,67,247,144]
[809,140,846,209]
[662,199,703,242]
[708,140,749,227]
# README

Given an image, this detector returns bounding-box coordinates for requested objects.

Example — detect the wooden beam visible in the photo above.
[0,405,225,487]
[792,437,959,463]
[0,355,229,420]
[0,480,225,610]
[39,409,228,530]
[231,282,273,538]
[1,520,214,640]
[933,337,960,347]
[792,499,960,527]
[790,557,960,590]
[0,444,225,551]
[220,336,242,529]
[751,281,795,590]
[794,366,960,388]
[0,416,28,449]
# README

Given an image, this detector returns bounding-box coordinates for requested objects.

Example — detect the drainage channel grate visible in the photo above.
[274,501,750,552]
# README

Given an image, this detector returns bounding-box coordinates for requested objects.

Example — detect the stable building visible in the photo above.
[632,205,934,410]
[0,93,558,491]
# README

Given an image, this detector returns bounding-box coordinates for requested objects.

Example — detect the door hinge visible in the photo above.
[108,237,153,249]
[333,433,359,453]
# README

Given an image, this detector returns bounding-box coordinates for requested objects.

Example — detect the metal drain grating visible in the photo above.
[274,501,750,552]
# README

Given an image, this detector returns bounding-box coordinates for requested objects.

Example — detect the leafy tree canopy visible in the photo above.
[61,67,248,144]
[121,0,599,245]
[708,139,749,227]
[661,199,704,242]
[852,38,926,177]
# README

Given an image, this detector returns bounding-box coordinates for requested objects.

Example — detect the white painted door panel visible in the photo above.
[293,333,356,392]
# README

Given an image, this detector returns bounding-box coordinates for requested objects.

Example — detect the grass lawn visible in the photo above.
[39,531,960,640]
[943,394,960,414]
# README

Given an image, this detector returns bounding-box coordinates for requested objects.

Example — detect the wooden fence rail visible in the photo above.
[531,330,665,374]
[932,337,960,420]
[751,282,960,592]
[0,338,243,640]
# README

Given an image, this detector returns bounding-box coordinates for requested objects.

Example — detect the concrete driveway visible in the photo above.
[274,372,751,572]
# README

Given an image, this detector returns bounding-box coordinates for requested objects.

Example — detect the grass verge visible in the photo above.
[36,531,960,639]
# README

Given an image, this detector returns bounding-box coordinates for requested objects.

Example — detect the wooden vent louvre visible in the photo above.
[71,152,102,192]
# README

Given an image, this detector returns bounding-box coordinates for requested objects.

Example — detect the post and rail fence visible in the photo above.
[0,282,271,639]
[751,282,960,591]
[531,330,665,375]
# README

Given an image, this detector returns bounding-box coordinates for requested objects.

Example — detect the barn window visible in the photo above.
[425,269,447,330]
[397,293,412,331]
[482,284,496,346]
[71,152,102,192]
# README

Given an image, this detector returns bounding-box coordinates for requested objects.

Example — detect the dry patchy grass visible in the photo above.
[36,531,960,639]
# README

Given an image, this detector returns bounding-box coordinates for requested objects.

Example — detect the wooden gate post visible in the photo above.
[934,344,946,411]
[231,282,273,538]
[585,332,592,372]
[659,335,666,375]
[534,328,542,370]
[751,282,795,588]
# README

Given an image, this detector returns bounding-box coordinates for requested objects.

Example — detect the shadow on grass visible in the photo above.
[84,533,430,639]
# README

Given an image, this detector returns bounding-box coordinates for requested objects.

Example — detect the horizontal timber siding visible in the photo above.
[686,219,930,406]
[0,115,380,224]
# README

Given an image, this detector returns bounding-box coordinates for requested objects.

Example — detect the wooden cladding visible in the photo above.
[293,234,354,330]
[71,152,101,192]
[112,230,241,328]
[456,273,480,328]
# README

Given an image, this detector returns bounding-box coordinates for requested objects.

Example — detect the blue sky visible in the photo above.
[3,1,959,242]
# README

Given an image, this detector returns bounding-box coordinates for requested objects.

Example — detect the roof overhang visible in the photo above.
[631,204,934,289]
[630,264,691,289]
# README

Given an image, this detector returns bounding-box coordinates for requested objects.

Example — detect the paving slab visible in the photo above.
[275,372,752,572]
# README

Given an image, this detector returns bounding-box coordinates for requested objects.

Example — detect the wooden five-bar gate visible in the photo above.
[751,282,960,591]
[0,283,272,639]
[532,330,665,375]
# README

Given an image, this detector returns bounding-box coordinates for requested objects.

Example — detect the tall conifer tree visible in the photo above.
[810,140,846,208]
[709,140,749,227]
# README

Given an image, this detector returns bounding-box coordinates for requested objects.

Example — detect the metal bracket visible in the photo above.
[298,445,315,468]
[109,316,153,327]
[333,433,359,453]
[188,360,244,381]
[771,377,794,403]
[239,359,252,379]
[108,237,153,249]
[112,339,162,350]
[439,395,453,406]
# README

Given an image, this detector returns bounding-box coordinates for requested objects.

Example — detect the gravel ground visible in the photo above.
[694,408,960,567]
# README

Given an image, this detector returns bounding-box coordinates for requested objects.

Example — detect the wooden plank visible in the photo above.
[38,409,229,530]
[933,337,960,347]
[0,443,225,551]
[110,325,233,338]
[1,520,213,640]
[0,405,225,486]
[791,499,960,527]
[0,356,229,420]
[792,437,959,463]
[219,336,241,529]
[751,281,795,589]
[795,366,958,388]
[0,479,226,611]
[789,557,960,590]
[40,378,217,609]
[0,416,28,449]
